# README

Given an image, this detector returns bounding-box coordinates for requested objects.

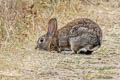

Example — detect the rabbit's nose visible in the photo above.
[35,45,38,49]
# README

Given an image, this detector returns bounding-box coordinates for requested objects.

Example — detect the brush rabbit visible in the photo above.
[35,18,102,54]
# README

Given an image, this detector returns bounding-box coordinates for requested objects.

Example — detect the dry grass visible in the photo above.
[0,0,120,80]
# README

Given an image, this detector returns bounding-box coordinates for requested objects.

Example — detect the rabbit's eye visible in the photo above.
[40,38,44,43]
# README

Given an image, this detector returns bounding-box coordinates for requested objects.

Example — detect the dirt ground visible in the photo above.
[0,0,120,80]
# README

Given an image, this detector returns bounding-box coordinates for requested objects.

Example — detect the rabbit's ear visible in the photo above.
[47,18,57,36]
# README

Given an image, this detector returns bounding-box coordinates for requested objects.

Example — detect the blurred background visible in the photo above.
[0,0,120,53]
[0,0,120,80]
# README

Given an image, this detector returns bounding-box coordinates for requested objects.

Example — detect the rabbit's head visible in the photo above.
[35,18,58,51]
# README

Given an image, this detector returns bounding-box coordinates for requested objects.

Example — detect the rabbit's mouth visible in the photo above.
[35,45,39,50]
[35,46,47,51]
[35,43,50,51]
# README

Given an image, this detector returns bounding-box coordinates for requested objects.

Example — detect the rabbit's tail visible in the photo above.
[94,28,102,50]
[97,30,102,47]
[92,34,102,51]
[97,36,101,46]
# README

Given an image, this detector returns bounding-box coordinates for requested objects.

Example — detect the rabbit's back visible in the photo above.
[57,18,102,52]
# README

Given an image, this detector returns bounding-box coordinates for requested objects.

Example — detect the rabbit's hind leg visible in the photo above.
[77,48,93,55]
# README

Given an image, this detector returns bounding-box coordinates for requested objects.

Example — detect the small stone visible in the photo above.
[98,58,101,60]
[110,50,120,54]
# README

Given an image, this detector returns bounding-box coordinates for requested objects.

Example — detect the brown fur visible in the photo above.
[35,18,102,54]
